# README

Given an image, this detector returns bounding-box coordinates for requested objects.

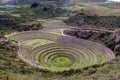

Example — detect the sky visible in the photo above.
[1,0,11,3]
[109,0,120,2]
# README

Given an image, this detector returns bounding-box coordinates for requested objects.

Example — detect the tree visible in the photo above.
[31,2,39,8]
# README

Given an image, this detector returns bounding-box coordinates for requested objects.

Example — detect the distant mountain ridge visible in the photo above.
[0,0,107,5]
[0,0,67,4]
[70,0,107,2]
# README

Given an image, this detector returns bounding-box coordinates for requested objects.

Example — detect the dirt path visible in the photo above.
[6,19,115,38]
[39,19,70,31]
[39,19,115,33]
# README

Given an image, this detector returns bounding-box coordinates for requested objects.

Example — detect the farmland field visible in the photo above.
[21,39,54,49]
[6,28,115,72]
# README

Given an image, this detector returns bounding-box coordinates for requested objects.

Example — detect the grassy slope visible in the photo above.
[21,39,54,49]
[82,3,120,16]
[0,3,120,80]
[0,48,36,80]
[0,46,120,80]
[98,2,120,9]
[47,30,62,35]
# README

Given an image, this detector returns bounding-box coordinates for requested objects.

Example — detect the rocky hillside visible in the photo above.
[64,28,120,55]
[64,13,120,28]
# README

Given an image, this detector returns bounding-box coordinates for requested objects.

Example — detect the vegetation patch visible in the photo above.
[98,2,120,9]
[47,30,62,35]
[51,56,72,67]
[6,31,115,72]
[21,39,54,49]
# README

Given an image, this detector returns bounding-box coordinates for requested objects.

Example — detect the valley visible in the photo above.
[0,0,120,80]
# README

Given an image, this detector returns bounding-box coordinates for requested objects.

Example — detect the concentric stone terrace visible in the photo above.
[6,31,115,72]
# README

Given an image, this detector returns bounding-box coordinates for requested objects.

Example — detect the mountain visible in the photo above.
[0,0,107,5]
[70,0,106,2]
[0,0,69,5]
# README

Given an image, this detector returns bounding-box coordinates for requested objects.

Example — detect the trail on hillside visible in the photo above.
[39,19,70,30]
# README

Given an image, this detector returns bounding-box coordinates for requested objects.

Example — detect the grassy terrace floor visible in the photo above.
[6,30,115,72]
[21,39,54,49]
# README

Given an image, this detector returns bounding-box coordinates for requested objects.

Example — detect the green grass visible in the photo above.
[48,30,62,35]
[0,6,5,8]
[0,5,20,11]
[21,4,31,8]
[0,43,119,80]
[51,56,72,67]
[11,13,21,17]
[6,31,115,72]
[0,47,37,80]
[0,6,6,11]
[61,5,85,12]
[61,6,73,11]
[0,3,119,80]
[21,39,54,49]
[98,2,119,8]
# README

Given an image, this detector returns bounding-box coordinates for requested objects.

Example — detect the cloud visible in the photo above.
[1,0,12,3]
[109,0,120,2]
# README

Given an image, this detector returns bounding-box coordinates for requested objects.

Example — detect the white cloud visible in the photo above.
[109,0,120,2]
[1,0,12,3]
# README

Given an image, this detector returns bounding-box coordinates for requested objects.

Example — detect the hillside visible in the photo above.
[0,0,68,5]
[0,0,107,5]
[98,2,120,9]
[0,1,120,80]
[64,28,120,55]
[70,0,106,2]
[64,13,120,28]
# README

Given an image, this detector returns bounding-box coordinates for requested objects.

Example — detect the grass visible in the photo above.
[0,5,20,11]
[61,6,73,11]
[51,56,71,67]
[0,45,119,80]
[0,47,37,80]
[61,5,85,11]
[0,6,6,11]
[11,13,21,17]
[0,3,119,80]
[98,2,119,8]
[20,43,114,71]
[0,6,5,8]
[6,31,115,72]
[21,39,54,49]
[6,31,59,41]
[47,30,62,35]
[21,4,31,8]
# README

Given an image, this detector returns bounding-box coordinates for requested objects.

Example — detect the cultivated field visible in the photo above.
[6,29,115,72]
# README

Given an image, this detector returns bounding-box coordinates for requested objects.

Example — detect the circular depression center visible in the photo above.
[6,31,115,72]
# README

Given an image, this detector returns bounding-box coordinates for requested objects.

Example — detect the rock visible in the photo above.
[64,28,120,55]
[64,28,96,39]
[114,33,120,55]
[0,36,8,42]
